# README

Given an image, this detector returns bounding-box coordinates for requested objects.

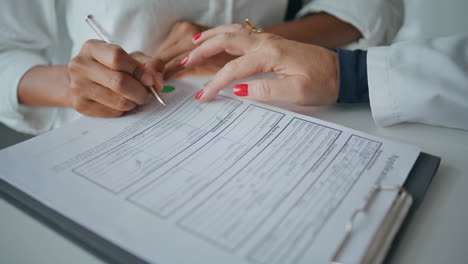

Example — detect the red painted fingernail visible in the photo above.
[195,89,203,100]
[180,56,189,65]
[192,33,202,41]
[233,84,248,96]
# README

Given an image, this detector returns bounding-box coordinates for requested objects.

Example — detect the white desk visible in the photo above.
[1,102,468,263]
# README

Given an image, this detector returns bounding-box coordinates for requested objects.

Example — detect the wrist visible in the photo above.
[57,65,72,108]
[18,65,72,108]
[264,13,362,48]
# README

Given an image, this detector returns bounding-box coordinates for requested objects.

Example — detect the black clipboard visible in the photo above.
[0,152,440,264]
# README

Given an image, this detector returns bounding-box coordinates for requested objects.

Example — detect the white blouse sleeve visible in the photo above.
[367,33,468,130]
[0,0,64,135]
[297,0,404,49]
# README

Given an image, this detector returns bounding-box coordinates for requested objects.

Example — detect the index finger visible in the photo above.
[192,24,249,44]
[130,51,164,91]
[183,32,260,68]
[145,57,165,91]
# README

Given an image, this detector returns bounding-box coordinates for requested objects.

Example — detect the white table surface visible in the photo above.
[1,102,468,263]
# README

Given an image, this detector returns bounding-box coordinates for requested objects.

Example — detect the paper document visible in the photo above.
[0,78,420,263]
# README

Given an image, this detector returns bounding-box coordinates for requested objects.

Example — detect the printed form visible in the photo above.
[0,78,420,264]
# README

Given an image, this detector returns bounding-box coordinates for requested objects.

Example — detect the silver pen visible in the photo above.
[85,14,166,106]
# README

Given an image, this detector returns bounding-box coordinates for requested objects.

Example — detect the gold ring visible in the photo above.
[245,19,263,33]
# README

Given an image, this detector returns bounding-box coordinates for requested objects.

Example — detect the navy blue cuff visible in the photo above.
[336,49,369,103]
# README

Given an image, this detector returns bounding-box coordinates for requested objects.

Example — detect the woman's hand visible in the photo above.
[66,39,163,117]
[182,24,340,106]
[153,21,236,79]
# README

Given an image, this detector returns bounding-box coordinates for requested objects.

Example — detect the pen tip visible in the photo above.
[87,14,93,20]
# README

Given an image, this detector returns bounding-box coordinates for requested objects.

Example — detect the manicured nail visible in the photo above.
[180,56,189,65]
[141,72,154,87]
[195,89,203,100]
[233,84,248,96]
[192,33,202,41]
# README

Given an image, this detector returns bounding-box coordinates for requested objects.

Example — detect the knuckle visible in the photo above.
[222,60,239,74]
[225,32,236,40]
[81,39,101,54]
[110,72,127,93]
[256,79,271,99]
[219,32,234,43]
[262,33,283,42]
[81,39,104,57]
[68,76,88,95]
[67,57,84,74]
[68,80,81,94]
[149,58,164,72]
[257,34,284,58]
[231,24,244,32]
[130,51,146,61]
[115,96,131,111]
[130,51,144,57]
[174,21,195,31]
[83,39,98,48]
[265,43,282,59]
[110,46,127,68]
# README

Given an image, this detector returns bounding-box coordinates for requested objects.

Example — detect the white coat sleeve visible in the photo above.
[0,0,63,135]
[367,33,468,130]
[298,0,403,49]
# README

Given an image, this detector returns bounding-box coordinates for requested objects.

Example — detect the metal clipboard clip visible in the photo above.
[331,185,413,264]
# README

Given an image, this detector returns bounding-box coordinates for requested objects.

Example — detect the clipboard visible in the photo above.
[0,152,440,264]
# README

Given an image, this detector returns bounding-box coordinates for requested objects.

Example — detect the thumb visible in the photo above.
[130,51,164,91]
[145,57,165,91]
[232,77,300,103]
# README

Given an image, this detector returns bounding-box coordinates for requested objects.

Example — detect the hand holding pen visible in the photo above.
[65,15,165,117]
